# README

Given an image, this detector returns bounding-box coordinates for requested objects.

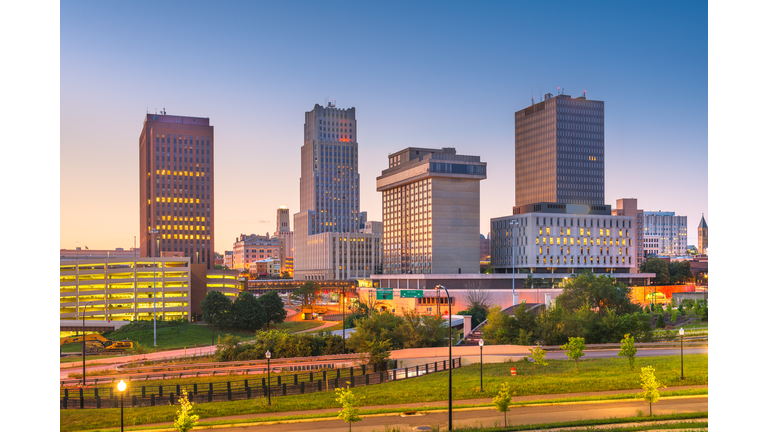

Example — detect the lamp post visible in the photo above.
[117,379,126,432]
[479,338,484,393]
[510,220,519,304]
[341,287,346,354]
[211,313,216,347]
[679,327,685,380]
[82,301,94,386]
[435,284,452,430]
[150,228,159,348]
[266,350,272,405]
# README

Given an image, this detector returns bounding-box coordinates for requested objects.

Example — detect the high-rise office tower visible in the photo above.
[515,91,605,207]
[139,112,214,268]
[378,147,487,274]
[294,103,380,280]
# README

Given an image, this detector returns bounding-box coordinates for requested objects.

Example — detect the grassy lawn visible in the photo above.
[61,354,127,364]
[269,320,326,333]
[60,354,707,432]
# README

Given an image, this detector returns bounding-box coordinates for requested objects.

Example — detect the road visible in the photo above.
[216,396,708,432]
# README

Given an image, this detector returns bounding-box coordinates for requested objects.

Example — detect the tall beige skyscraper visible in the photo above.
[377,147,487,274]
[515,91,605,207]
[139,112,214,268]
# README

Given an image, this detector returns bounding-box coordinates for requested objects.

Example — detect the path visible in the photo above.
[295,321,339,333]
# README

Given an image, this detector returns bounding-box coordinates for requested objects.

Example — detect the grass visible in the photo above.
[61,354,126,364]
[60,353,707,431]
[270,320,326,333]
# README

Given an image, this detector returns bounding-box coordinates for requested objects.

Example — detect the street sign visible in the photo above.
[400,289,424,298]
[376,290,393,300]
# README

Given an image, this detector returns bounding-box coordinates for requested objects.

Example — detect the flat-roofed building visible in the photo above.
[232,234,281,271]
[60,257,192,322]
[643,211,687,256]
[377,147,487,275]
[492,202,637,285]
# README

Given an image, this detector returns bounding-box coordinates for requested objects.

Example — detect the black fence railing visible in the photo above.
[60,357,461,410]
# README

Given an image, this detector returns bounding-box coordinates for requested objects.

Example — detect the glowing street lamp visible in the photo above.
[479,338,484,393]
[118,380,127,432]
[435,284,453,430]
[266,350,272,405]
[82,300,94,386]
[679,327,685,380]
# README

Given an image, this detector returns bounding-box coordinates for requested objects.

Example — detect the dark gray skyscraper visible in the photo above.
[515,91,605,207]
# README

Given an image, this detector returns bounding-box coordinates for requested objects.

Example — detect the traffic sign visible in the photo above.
[376,290,393,300]
[400,289,424,298]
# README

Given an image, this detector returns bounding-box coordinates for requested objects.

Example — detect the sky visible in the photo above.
[60,1,708,254]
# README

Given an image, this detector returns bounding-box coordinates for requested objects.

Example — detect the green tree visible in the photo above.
[641,258,670,285]
[173,389,199,432]
[457,303,489,330]
[669,260,694,284]
[655,314,666,329]
[483,304,516,345]
[215,333,242,362]
[492,381,514,427]
[230,292,266,330]
[358,337,392,370]
[639,366,666,416]
[258,291,288,327]
[560,336,586,372]
[200,290,232,326]
[335,386,363,432]
[291,281,319,308]
[557,271,639,315]
[280,271,291,279]
[528,345,548,375]
[618,333,637,370]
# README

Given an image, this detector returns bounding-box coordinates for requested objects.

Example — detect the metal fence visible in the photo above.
[60,357,462,410]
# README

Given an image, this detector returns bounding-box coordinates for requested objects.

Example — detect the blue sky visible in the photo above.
[60,1,708,253]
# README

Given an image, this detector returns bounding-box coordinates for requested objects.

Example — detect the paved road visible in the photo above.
[213,396,708,432]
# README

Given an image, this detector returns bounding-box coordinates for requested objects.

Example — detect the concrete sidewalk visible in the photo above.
[135,385,707,430]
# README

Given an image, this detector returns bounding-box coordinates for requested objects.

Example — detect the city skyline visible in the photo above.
[60,1,707,255]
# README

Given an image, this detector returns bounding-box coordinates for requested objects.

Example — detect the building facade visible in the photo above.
[294,103,381,280]
[231,234,281,271]
[515,91,605,207]
[643,211,688,256]
[612,198,644,272]
[698,214,708,255]
[61,257,192,322]
[643,234,661,257]
[377,147,487,275]
[139,113,214,268]
[491,202,636,274]
[273,206,294,276]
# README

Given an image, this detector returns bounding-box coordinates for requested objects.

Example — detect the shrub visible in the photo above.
[655,314,666,329]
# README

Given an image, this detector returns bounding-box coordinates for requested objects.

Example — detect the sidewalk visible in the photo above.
[136,385,707,430]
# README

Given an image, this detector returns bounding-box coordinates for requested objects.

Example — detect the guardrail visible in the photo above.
[59,357,462,410]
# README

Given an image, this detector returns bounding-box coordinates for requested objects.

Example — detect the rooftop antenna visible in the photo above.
[540,87,542,102]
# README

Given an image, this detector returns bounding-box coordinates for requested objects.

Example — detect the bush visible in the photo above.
[655,314,666,329]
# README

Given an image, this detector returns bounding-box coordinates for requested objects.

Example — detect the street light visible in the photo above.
[435,284,452,430]
[266,350,272,405]
[341,287,346,354]
[479,338,484,393]
[679,327,685,380]
[150,228,159,348]
[510,220,519,304]
[211,313,216,346]
[117,379,127,432]
[82,300,94,386]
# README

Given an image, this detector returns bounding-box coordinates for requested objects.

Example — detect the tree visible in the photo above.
[639,366,666,416]
[258,291,288,327]
[280,271,292,279]
[215,333,242,362]
[291,281,319,309]
[560,337,586,372]
[655,314,666,329]
[492,381,514,427]
[482,305,516,345]
[669,261,694,284]
[463,280,492,309]
[358,337,392,370]
[457,303,489,330]
[528,345,548,375]
[641,258,670,285]
[618,334,637,370]
[173,389,199,432]
[230,292,266,330]
[335,386,363,432]
[200,291,232,326]
[557,271,639,315]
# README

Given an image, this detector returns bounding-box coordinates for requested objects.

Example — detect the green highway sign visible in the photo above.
[400,289,424,298]
[376,290,393,300]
